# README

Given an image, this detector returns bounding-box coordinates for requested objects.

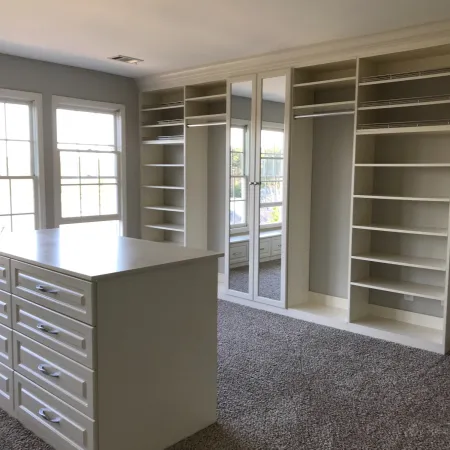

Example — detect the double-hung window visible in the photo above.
[259,125,284,227]
[0,90,44,233]
[53,97,125,235]
[230,125,249,229]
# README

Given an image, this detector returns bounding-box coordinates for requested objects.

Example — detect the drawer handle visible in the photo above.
[36,285,58,294]
[38,364,60,378]
[37,324,59,335]
[39,408,61,424]
[232,252,239,256]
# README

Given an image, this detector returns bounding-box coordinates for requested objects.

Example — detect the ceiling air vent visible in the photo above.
[108,55,144,65]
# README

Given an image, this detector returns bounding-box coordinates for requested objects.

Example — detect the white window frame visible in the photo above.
[259,121,284,230]
[230,119,251,234]
[0,88,45,230]
[52,96,127,235]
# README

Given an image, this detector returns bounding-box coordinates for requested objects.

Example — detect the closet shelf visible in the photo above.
[353,315,443,344]
[294,110,354,120]
[352,253,446,271]
[141,122,184,128]
[142,185,185,190]
[359,67,450,86]
[141,103,184,112]
[142,139,184,145]
[185,113,226,122]
[187,121,226,128]
[292,100,355,114]
[143,164,184,167]
[353,195,450,203]
[352,224,448,237]
[351,278,445,301]
[143,205,185,213]
[357,119,450,135]
[355,163,450,168]
[359,94,450,111]
[293,76,356,90]
[185,93,227,103]
[145,223,185,232]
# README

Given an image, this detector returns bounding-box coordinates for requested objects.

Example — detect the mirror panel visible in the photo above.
[228,80,253,294]
[257,75,286,301]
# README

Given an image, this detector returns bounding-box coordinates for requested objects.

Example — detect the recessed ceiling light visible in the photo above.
[108,55,144,65]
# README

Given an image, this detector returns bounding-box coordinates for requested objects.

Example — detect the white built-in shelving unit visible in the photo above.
[349,45,450,352]
[141,43,450,353]
[141,81,227,249]
[140,87,186,245]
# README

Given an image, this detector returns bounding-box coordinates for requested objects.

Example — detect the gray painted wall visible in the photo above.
[0,53,140,237]
[309,115,354,298]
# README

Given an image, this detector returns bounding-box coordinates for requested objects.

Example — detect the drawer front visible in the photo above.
[11,260,94,325]
[0,362,14,415]
[0,290,11,327]
[12,296,94,368]
[14,332,95,418]
[259,238,271,258]
[230,243,248,262]
[0,256,10,293]
[271,236,282,256]
[15,374,96,450]
[0,323,12,368]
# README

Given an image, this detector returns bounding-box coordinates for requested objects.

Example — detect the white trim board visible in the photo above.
[138,20,450,90]
[217,285,445,353]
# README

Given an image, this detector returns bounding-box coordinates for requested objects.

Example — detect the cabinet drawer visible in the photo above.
[0,290,11,327]
[230,243,248,263]
[0,362,13,415]
[0,256,10,293]
[0,323,12,368]
[15,374,96,450]
[11,260,94,325]
[12,296,95,369]
[259,238,271,258]
[13,333,95,418]
[271,236,282,256]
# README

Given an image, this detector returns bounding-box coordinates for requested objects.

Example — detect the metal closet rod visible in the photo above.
[187,122,226,128]
[294,110,355,119]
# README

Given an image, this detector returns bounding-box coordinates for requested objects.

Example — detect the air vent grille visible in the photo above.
[108,55,144,65]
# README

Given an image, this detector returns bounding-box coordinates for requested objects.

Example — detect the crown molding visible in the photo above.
[138,19,450,91]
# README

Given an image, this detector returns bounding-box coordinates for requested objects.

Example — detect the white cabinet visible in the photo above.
[0,229,219,449]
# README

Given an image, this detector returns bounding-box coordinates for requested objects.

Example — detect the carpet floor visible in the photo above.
[169,301,450,450]
[229,260,281,300]
[2,301,450,450]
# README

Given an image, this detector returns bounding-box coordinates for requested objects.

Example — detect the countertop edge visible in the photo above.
[0,251,223,282]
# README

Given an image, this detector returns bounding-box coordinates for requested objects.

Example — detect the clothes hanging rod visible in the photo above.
[294,110,354,119]
[187,122,227,128]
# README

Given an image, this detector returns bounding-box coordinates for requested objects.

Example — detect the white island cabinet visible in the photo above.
[0,229,221,450]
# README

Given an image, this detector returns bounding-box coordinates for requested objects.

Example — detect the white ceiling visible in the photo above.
[2,0,450,78]
[232,78,286,103]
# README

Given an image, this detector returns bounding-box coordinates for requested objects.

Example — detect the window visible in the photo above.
[0,91,43,234]
[260,127,284,227]
[54,97,125,235]
[230,126,248,228]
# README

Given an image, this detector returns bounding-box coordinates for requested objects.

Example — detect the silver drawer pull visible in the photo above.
[37,324,59,335]
[36,285,58,294]
[232,252,239,256]
[38,364,60,378]
[39,408,61,424]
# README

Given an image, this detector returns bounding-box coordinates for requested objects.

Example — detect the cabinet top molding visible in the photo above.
[138,19,450,91]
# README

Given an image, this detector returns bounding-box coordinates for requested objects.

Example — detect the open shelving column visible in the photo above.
[140,87,186,246]
[349,46,450,352]
[184,80,227,249]
[288,60,357,321]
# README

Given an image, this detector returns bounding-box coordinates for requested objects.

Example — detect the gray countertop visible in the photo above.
[0,229,222,281]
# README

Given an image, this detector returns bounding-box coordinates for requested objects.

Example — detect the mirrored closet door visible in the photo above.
[226,72,289,307]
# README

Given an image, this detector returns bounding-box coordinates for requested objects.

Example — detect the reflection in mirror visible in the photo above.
[258,76,285,301]
[228,81,252,294]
